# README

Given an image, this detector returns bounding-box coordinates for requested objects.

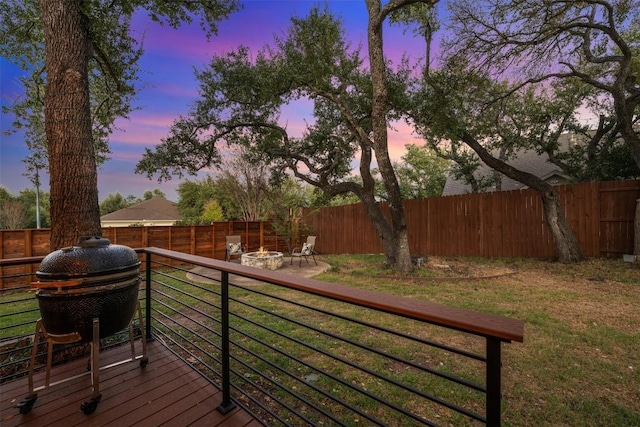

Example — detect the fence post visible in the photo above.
[145,252,152,341]
[486,337,502,427]
[634,199,640,256]
[217,271,236,414]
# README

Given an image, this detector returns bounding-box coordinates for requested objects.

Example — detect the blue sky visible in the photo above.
[1,1,432,202]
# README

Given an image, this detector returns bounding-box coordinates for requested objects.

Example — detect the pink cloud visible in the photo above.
[107,149,147,163]
[111,119,171,145]
[153,82,200,99]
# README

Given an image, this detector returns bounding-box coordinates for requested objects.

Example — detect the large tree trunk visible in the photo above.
[376,154,413,271]
[461,132,585,263]
[352,145,408,269]
[359,193,397,264]
[366,0,413,273]
[40,0,102,250]
[612,75,640,255]
[612,96,640,256]
[540,188,584,262]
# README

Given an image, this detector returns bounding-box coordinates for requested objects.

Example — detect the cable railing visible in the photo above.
[142,248,524,426]
[1,249,524,426]
[1,257,46,383]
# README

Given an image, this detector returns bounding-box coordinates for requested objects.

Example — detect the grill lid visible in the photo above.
[36,236,140,281]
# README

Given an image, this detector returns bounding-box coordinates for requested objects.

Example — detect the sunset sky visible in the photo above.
[0,1,434,202]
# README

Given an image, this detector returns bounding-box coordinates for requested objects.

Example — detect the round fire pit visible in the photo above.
[241,251,284,270]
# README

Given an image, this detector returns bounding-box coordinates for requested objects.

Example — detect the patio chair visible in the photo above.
[225,235,245,261]
[290,235,317,267]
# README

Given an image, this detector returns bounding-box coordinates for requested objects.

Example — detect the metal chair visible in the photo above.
[225,235,245,261]
[290,236,317,267]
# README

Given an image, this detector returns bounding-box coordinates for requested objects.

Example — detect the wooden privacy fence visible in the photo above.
[302,180,640,259]
[1,180,638,267]
[0,221,289,260]
[0,221,288,289]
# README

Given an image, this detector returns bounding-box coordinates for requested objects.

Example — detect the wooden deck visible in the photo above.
[1,340,261,427]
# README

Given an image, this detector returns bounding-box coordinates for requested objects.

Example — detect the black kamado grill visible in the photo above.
[35,236,141,339]
[18,236,148,415]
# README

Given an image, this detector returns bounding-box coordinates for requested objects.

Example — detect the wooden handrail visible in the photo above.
[142,247,524,343]
[0,256,45,267]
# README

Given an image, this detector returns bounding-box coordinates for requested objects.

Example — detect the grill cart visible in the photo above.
[18,236,148,415]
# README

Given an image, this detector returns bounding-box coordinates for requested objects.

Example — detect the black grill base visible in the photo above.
[36,280,139,342]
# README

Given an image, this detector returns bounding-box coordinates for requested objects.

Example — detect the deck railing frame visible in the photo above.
[1,250,524,426]
[141,247,523,426]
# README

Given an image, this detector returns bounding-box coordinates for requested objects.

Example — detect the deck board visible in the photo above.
[0,340,259,427]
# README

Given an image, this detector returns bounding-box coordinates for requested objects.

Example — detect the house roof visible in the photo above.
[442,134,574,196]
[100,197,181,222]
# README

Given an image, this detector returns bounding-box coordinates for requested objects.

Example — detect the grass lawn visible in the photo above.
[313,254,640,427]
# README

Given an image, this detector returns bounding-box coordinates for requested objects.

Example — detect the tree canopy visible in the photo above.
[0,0,239,248]
[137,1,439,272]
[175,166,313,225]
[0,186,50,229]
[386,0,639,262]
[393,144,448,199]
[1,0,240,163]
[443,0,640,169]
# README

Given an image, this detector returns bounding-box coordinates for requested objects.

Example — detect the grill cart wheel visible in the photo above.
[81,394,102,415]
[17,394,37,414]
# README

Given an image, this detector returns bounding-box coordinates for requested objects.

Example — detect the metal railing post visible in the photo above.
[217,271,236,414]
[145,252,152,341]
[486,337,503,427]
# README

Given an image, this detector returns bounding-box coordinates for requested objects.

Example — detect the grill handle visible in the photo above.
[31,279,83,292]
